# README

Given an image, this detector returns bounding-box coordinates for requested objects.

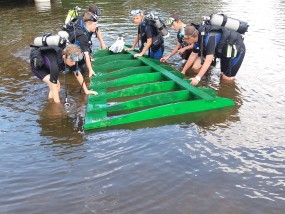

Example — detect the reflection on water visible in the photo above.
[35,0,51,12]
[37,102,84,142]
[0,0,285,213]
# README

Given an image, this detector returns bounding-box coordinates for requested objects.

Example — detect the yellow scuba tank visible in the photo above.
[207,13,248,34]
[64,6,81,25]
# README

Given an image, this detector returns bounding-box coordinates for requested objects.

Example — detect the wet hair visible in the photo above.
[62,44,81,57]
[138,10,144,16]
[184,25,198,37]
[171,12,181,21]
[88,3,102,16]
[88,3,98,14]
[83,11,98,22]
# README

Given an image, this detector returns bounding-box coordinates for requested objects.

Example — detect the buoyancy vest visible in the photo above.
[139,20,164,52]
[138,21,147,50]
[30,46,63,70]
[67,20,93,54]
[198,24,244,59]
[63,14,99,39]
[68,25,86,44]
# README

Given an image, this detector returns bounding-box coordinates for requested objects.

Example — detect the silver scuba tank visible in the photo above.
[34,31,69,47]
[57,30,69,40]
[153,16,169,39]
[208,13,248,34]
[145,13,170,39]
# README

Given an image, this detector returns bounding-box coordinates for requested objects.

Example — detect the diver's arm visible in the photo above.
[73,71,98,95]
[181,52,198,74]
[178,43,193,54]
[134,38,152,57]
[160,42,181,62]
[190,54,214,86]
[83,52,95,77]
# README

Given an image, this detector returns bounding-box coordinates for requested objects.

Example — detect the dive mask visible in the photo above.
[86,13,99,22]
[165,17,176,25]
[131,9,142,16]
[95,8,102,16]
[69,52,84,62]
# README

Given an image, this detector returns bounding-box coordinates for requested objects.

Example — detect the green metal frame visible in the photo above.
[84,47,234,130]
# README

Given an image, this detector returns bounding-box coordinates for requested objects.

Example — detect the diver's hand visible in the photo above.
[190,76,200,86]
[101,44,108,50]
[125,47,134,51]
[134,53,143,58]
[89,70,96,78]
[160,56,170,62]
[86,90,98,95]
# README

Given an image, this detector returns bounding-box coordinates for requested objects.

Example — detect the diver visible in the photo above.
[30,44,98,103]
[161,12,194,64]
[67,11,99,78]
[126,9,165,59]
[181,25,246,86]
[64,3,107,50]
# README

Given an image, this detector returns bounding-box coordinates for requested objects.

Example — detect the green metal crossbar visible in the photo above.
[84,47,234,130]
[90,72,163,89]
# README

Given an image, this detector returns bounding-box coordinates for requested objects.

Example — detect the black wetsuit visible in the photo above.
[67,20,93,74]
[177,27,192,60]
[138,20,164,59]
[30,46,78,83]
[193,28,246,77]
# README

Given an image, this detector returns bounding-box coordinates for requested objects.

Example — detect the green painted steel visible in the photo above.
[88,90,191,114]
[94,60,144,72]
[93,53,133,65]
[88,81,177,101]
[93,66,153,80]
[90,73,163,89]
[129,51,214,101]
[84,47,234,130]
[84,98,234,130]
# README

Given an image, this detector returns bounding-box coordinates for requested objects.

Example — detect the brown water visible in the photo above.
[0,0,285,213]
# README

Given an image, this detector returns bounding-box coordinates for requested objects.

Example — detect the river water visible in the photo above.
[0,0,284,213]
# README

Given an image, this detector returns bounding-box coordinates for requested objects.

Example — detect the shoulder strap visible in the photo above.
[68,26,85,43]
[191,23,200,30]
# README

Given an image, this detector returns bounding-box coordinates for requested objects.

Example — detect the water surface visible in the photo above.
[0,0,284,213]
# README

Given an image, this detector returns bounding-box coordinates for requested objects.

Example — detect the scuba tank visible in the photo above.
[206,13,248,34]
[57,30,69,40]
[145,13,170,39]
[65,6,81,25]
[33,31,69,47]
